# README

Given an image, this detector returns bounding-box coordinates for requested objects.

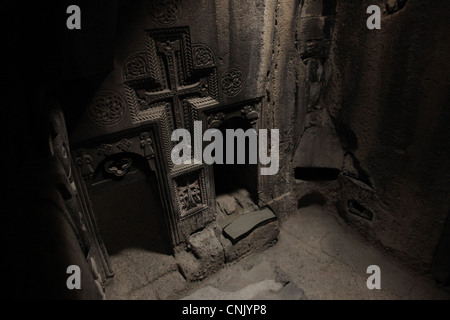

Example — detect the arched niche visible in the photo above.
[88,151,172,255]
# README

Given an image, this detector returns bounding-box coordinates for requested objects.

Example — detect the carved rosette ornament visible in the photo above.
[148,0,182,27]
[221,68,243,97]
[88,91,126,126]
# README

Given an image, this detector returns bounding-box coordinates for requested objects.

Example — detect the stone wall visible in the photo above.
[325,0,450,272]
[9,0,450,297]
[217,0,340,219]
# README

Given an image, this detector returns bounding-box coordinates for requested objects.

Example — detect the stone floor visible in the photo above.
[105,205,450,300]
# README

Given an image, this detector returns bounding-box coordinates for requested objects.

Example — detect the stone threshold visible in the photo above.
[222,208,277,244]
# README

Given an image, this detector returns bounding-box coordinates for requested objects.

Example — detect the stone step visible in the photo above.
[223,208,277,243]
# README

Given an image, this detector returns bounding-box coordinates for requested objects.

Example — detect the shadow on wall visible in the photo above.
[297,191,327,208]
[432,212,450,287]
[89,153,172,256]
[325,0,450,274]
[213,116,258,202]
[294,167,340,181]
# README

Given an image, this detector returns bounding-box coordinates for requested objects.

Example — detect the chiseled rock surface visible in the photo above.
[179,205,450,300]
[216,194,236,215]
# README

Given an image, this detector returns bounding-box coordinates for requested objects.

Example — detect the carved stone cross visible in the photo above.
[134,37,209,130]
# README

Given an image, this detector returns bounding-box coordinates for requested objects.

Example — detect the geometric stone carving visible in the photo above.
[177,178,202,214]
[192,44,215,69]
[174,171,207,217]
[124,27,218,132]
[97,144,113,157]
[124,52,150,82]
[73,126,158,184]
[104,156,133,178]
[221,68,243,97]
[88,91,126,126]
[148,0,182,27]
[116,139,132,152]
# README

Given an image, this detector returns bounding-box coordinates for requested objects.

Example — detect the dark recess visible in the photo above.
[323,0,337,16]
[298,192,327,208]
[295,167,340,181]
[348,200,373,221]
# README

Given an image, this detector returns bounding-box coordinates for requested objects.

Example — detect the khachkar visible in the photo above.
[74,23,262,249]
[64,25,220,248]
[121,26,221,246]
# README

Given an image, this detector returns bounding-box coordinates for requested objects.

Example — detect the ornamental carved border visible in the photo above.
[73,128,159,183]
[123,27,220,172]
[72,121,185,246]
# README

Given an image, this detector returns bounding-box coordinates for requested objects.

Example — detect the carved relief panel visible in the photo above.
[174,170,208,218]
[50,107,113,285]
[73,128,159,184]
[123,27,218,130]
[72,25,224,247]
[203,98,262,130]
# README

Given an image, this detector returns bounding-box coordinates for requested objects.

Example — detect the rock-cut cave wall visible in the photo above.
[323,0,450,276]
[7,0,450,298]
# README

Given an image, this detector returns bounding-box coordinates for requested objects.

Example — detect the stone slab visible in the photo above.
[223,208,277,243]
[221,221,280,263]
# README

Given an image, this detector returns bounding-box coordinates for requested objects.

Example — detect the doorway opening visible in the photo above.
[89,153,172,255]
[213,117,258,198]
[213,117,259,219]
